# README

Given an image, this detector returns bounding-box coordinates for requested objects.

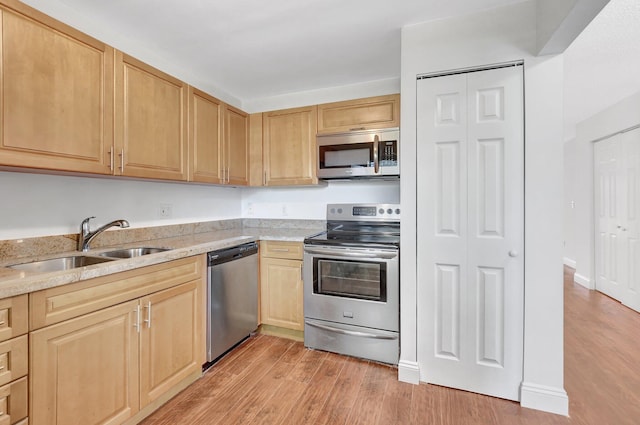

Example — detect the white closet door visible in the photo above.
[595,127,640,312]
[417,65,524,401]
[594,138,623,301]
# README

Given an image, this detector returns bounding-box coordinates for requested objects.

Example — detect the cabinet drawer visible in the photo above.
[0,377,27,425]
[0,296,28,343]
[260,241,303,260]
[0,336,27,387]
[30,256,204,330]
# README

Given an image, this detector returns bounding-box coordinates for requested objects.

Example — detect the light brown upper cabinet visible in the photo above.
[188,88,249,185]
[224,104,249,185]
[189,87,224,184]
[0,0,114,174]
[317,94,400,134]
[115,52,188,181]
[263,105,318,186]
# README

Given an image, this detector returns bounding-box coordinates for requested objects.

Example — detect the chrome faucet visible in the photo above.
[78,216,130,251]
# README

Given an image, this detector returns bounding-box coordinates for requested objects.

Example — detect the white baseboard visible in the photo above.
[574,272,593,289]
[520,382,569,416]
[398,360,420,384]
[563,257,576,268]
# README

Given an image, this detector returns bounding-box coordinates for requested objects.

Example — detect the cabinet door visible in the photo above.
[263,106,317,186]
[30,300,140,425]
[189,87,224,184]
[260,257,304,330]
[224,104,249,186]
[115,52,188,181]
[317,94,400,134]
[0,2,113,174]
[139,281,202,408]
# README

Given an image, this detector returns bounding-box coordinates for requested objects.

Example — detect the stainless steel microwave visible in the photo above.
[316,128,399,179]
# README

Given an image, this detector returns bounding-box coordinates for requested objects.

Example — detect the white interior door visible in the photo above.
[416,65,524,401]
[594,138,623,300]
[595,127,640,312]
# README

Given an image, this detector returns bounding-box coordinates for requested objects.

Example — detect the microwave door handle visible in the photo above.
[373,134,380,173]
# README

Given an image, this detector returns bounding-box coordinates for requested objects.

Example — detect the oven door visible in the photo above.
[303,244,399,332]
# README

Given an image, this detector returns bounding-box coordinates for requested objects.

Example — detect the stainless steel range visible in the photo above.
[303,203,400,364]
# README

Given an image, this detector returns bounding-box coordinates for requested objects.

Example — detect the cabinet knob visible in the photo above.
[508,250,518,258]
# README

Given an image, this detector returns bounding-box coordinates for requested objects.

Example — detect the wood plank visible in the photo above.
[344,361,392,425]
[315,355,369,425]
[286,353,345,424]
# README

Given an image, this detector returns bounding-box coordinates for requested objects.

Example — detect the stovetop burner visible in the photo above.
[304,203,400,248]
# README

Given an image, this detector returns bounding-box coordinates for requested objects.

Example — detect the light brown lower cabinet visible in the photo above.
[260,241,304,331]
[29,257,205,425]
[30,300,140,425]
[0,377,28,425]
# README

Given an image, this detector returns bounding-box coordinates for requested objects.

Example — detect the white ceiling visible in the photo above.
[20,0,638,138]
[22,0,525,105]
[564,0,640,139]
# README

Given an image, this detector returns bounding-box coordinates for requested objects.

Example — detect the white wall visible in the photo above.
[400,0,568,415]
[241,180,400,219]
[0,169,400,239]
[0,171,241,239]
[563,138,579,269]
[563,91,640,288]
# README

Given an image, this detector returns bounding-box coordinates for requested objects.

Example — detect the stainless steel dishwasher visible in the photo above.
[206,241,259,365]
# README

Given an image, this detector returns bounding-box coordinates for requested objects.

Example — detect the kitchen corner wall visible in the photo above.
[241,180,400,220]
[0,171,242,239]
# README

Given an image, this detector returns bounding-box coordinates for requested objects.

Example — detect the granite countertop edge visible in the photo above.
[0,227,324,299]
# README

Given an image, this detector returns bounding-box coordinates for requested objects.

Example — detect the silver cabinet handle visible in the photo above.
[305,320,397,340]
[144,301,152,328]
[508,250,518,258]
[271,248,290,252]
[108,148,114,170]
[119,149,125,172]
[133,305,141,332]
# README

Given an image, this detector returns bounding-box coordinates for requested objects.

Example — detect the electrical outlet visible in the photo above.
[282,205,288,217]
[159,203,173,218]
[247,202,254,216]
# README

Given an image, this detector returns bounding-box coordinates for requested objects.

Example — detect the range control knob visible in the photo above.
[387,208,393,214]
[395,208,401,214]
[337,208,343,214]
[330,208,335,214]
[379,208,385,214]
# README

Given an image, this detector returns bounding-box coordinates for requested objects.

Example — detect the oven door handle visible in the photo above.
[304,247,398,259]
[305,320,398,340]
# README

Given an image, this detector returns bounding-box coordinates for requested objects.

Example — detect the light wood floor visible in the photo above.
[141,267,640,424]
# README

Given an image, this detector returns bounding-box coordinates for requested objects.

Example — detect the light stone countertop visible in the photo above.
[0,226,324,299]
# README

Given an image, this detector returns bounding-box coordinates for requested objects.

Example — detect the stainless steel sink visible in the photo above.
[7,255,114,273]
[96,247,171,259]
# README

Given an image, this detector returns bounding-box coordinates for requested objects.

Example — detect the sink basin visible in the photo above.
[96,247,171,259]
[7,255,114,273]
